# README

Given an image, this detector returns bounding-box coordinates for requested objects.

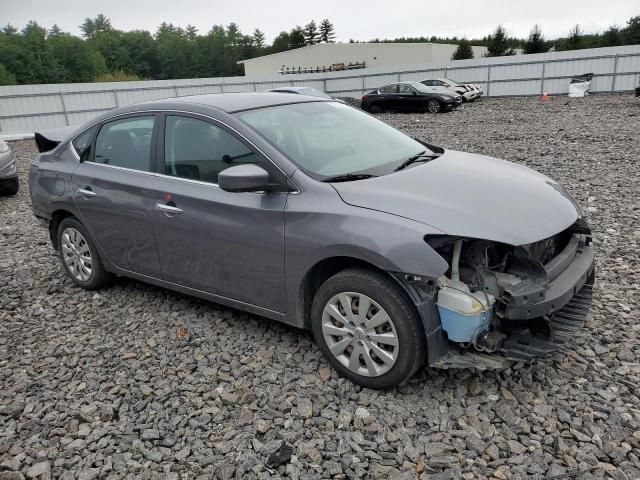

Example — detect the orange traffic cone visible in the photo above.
[541,91,549,102]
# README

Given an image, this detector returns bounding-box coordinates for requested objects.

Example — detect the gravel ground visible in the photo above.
[1,94,640,480]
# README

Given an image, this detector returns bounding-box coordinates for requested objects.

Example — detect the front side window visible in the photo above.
[72,126,97,160]
[93,116,155,171]
[237,102,429,179]
[164,115,260,184]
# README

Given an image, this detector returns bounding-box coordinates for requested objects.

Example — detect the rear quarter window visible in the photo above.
[71,126,97,159]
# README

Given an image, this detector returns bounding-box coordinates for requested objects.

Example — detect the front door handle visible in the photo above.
[77,187,96,197]
[155,202,183,215]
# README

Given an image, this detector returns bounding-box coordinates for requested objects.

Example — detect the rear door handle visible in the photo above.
[77,187,96,197]
[155,203,183,215]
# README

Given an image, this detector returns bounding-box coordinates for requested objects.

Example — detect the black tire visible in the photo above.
[311,268,426,389]
[57,217,113,290]
[369,103,383,114]
[0,178,18,196]
[427,99,442,113]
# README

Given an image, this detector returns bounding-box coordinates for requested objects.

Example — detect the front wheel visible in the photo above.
[311,269,426,389]
[427,99,442,113]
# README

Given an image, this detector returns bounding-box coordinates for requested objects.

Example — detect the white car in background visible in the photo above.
[421,78,483,102]
[0,139,19,196]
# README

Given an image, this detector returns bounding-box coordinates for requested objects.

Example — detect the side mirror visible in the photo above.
[218,164,270,192]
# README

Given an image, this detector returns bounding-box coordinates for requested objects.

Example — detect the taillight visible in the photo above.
[362,95,368,101]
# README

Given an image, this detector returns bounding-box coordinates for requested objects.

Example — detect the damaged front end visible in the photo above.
[400,219,595,369]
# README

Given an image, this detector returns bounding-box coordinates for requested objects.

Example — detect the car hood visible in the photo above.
[332,150,580,246]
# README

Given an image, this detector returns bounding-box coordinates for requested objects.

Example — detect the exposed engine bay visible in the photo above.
[423,218,595,367]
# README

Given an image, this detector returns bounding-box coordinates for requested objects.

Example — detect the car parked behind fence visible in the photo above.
[361,81,462,114]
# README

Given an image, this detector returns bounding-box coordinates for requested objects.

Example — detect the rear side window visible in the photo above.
[92,116,155,171]
[164,115,260,184]
[72,126,97,159]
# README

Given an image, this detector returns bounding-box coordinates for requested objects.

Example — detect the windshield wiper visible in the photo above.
[321,173,378,183]
[394,151,442,171]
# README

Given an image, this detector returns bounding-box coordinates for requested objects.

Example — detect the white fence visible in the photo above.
[1,44,639,134]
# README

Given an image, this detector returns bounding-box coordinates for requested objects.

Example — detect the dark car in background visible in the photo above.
[29,93,594,389]
[361,81,462,114]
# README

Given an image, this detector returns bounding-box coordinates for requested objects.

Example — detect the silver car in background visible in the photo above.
[0,139,19,195]
[421,78,483,102]
[28,93,594,389]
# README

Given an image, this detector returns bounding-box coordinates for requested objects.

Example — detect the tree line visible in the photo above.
[376,17,639,60]
[0,15,336,85]
[0,14,638,86]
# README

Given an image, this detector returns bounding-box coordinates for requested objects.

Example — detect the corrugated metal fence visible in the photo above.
[1,44,639,134]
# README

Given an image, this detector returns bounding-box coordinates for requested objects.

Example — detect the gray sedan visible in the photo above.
[29,93,594,389]
[0,139,19,195]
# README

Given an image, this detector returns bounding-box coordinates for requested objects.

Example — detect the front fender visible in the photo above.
[284,183,449,326]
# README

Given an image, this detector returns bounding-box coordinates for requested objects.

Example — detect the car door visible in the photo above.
[377,84,400,111]
[151,113,288,312]
[397,84,421,112]
[71,114,164,277]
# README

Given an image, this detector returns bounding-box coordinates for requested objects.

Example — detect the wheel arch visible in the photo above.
[49,209,78,250]
[297,256,418,331]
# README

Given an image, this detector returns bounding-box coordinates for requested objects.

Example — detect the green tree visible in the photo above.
[80,13,112,39]
[2,24,18,35]
[270,31,291,53]
[49,34,106,82]
[186,25,198,41]
[624,16,640,44]
[289,26,306,49]
[601,26,623,46]
[120,30,159,78]
[485,25,515,56]
[303,20,318,45]
[524,25,546,54]
[451,38,474,60]
[0,63,16,85]
[566,24,583,50]
[319,19,336,43]
[252,28,266,48]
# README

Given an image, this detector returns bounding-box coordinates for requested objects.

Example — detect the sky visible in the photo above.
[0,0,638,42]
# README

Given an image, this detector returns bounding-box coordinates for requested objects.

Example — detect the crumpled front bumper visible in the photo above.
[422,234,596,370]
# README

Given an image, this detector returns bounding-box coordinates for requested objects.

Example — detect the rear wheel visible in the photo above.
[427,99,442,113]
[57,217,113,290]
[311,269,426,389]
[369,103,383,114]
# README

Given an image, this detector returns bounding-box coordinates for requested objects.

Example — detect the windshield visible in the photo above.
[236,102,428,179]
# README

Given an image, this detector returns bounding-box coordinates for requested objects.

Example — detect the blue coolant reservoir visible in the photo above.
[436,283,494,343]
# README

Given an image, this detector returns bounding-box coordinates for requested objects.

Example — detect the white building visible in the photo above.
[238,42,489,77]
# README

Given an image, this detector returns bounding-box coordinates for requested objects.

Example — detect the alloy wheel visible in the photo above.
[428,100,441,113]
[321,292,399,377]
[61,227,93,282]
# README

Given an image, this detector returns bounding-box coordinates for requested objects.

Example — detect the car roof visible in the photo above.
[142,92,329,113]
